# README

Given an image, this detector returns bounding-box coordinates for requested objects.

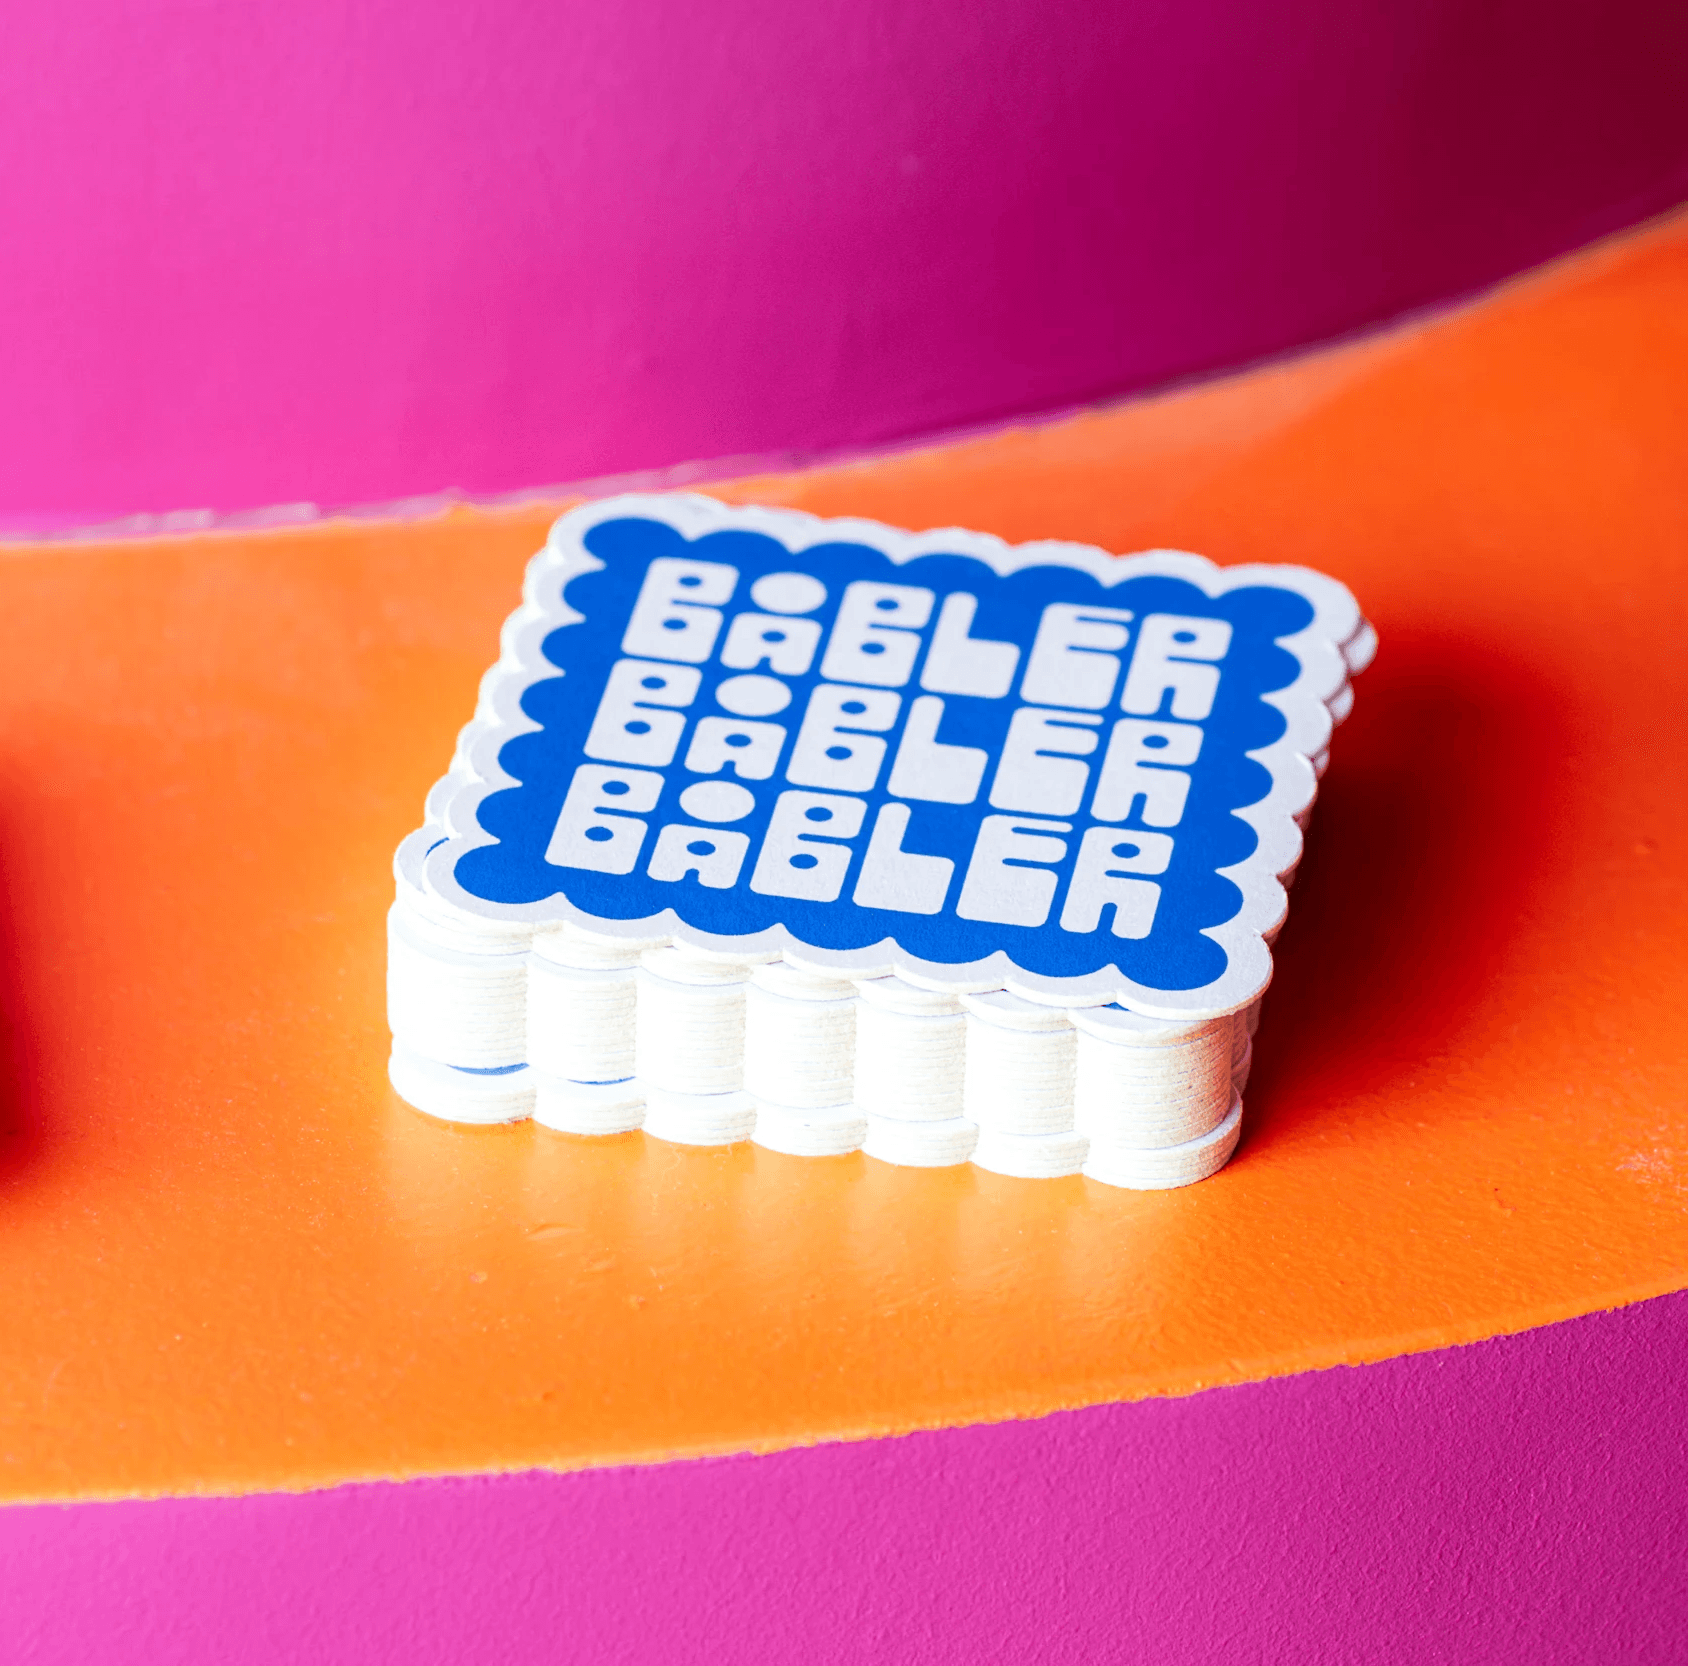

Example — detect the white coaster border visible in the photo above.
[410,493,1369,1021]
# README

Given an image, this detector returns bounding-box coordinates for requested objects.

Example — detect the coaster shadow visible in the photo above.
[0,853,48,1193]
[1243,634,1571,1138]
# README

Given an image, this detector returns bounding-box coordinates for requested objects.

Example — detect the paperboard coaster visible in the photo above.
[387,495,1369,1190]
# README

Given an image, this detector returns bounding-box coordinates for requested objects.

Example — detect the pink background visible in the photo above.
[4,3,1688,1655]
[2,0,1686,525]
[7,1293,1687,1664]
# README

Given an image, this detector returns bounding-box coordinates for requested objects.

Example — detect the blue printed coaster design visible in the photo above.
[412,495,1367,1019]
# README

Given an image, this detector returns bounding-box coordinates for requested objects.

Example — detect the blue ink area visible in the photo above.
[457,516,1313,990]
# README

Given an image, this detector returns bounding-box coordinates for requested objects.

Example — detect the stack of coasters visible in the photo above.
[388,494,1372,1189]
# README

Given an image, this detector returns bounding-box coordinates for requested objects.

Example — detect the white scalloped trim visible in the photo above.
[408,492,1370,1022]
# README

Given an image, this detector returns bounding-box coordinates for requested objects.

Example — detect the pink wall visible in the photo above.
[7,1292,1687,1662]
[2,0,1685,525]
[5,8,1684,1650]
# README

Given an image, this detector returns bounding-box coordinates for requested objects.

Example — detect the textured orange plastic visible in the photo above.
[0,217,1684,1502]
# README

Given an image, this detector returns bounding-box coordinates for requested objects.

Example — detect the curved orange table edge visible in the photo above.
[0,214,1684,1501]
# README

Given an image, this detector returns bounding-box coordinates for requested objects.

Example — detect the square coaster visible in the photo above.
[405,493,1370,1018]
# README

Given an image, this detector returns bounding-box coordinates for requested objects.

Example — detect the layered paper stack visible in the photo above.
[388,494,1371,1187]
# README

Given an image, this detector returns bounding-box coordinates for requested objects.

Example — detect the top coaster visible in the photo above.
[411,495,1370,1018]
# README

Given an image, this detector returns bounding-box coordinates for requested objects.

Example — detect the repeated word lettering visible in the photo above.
[546,558,1232,938]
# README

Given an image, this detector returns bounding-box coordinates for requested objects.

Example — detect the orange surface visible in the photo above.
[1,216,1686,1503]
